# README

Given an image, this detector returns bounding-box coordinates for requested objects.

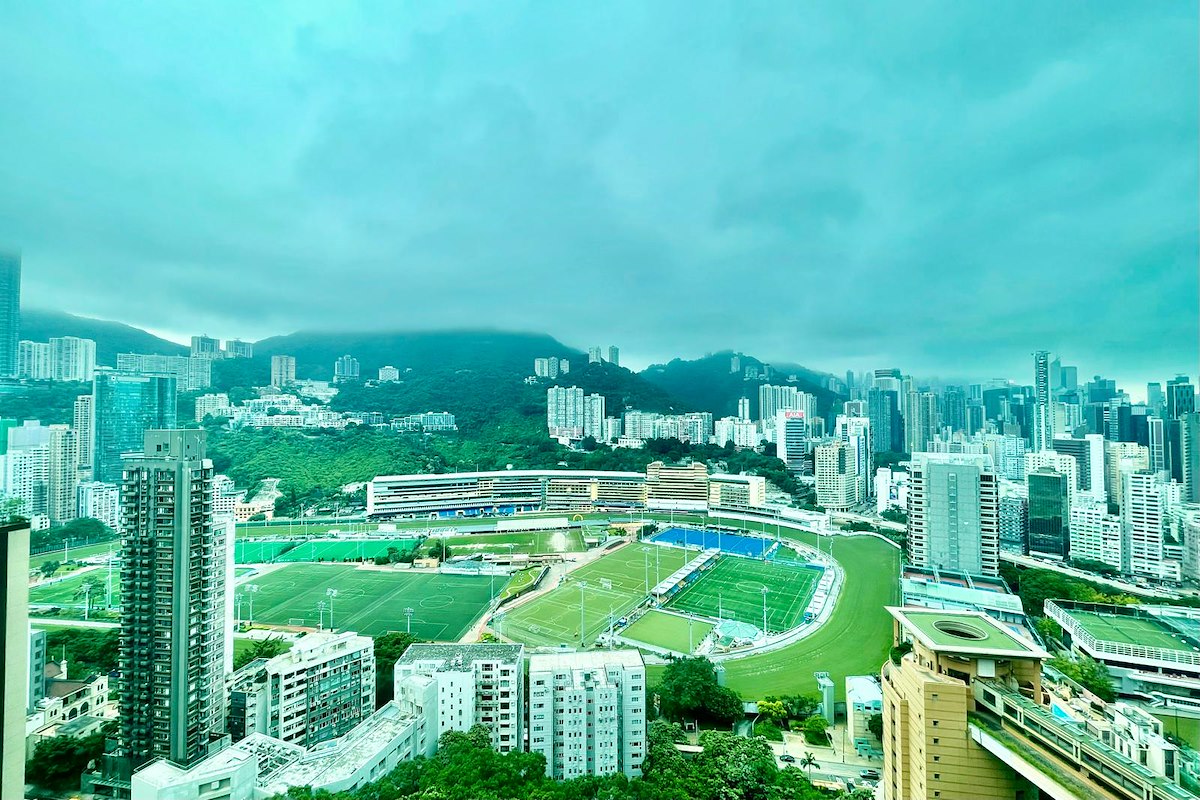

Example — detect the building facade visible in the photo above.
[119,430,227,768]
[393,643,524,756]
[907,453,1000,576]
[2,521,30,798]
[0,253,19,378]
[270,355,296,387]
[528,650,646,779]
[92,371,177,484]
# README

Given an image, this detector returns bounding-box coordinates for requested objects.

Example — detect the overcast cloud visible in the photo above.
[0,2,1195,387]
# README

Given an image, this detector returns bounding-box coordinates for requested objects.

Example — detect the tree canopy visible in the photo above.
[655,656,744,725]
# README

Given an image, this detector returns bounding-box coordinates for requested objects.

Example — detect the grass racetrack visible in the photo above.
[245,563,505,640]
[654,534,900,699]
[665,556,820,633]
[501,544,690,648]
[623,609,714,654]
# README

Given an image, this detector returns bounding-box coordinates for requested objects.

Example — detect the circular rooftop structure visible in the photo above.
[714,619,761,644]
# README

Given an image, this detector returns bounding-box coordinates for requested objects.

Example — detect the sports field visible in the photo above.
[622,610,715,654]
[30,568,121,608]
[501,545,691,648]
[665,556,821,633]
[1069,610,1189,651]
[650,533,901,700]
[233,538,423,563]
[244,563,504,640]
[437,529,585,555]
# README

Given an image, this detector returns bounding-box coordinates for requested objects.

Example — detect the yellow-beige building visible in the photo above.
[881,607,1047,800]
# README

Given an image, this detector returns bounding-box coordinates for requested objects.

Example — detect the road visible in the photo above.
[1000,552,1181,599]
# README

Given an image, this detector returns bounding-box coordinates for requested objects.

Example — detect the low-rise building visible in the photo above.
[393,643,524,756]
[845,675,882,757]
[899,566,1031,639]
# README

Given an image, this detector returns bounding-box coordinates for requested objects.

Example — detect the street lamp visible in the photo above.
[318,600,327,630]
[245,584,260,627]
[641,546,651,594]
[326,588,338,631]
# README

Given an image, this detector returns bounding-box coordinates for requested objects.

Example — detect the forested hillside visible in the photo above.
[20,309,187,363]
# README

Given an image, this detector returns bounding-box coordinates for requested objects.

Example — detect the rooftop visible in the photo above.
[888,607,1048,658]
[528,648,645,672]
[845,675,882,702]
[1067,609,1199,653]
[396,643,524,668]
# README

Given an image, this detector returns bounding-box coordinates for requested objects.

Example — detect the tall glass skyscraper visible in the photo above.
[91,371,177,483]
[1027,467,1070,559]
[0,252,20,378]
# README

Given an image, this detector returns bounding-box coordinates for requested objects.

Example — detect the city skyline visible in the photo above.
[0,3,1195,386]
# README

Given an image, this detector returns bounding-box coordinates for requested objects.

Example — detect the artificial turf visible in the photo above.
[622,609,715,654]
[243,562,505,640]
[436,529,586,555]
[664,555,821,633]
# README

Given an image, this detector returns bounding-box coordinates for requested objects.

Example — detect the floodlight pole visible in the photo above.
[762,587,769,636]
[106,544,114,607]
[578,582,588,646]
[326,588,338,631]
[318,600,327,630]
[246,584,260,627]
[405,606,414,633]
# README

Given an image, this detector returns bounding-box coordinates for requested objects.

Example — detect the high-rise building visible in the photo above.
[47,424,79,525]
[1148,415,1166,473]
[1,420,50,516]
[1105,442,1149,510]
[835,414,872,502]
[776,410,809,474]
[223,339,253,359]
[333,354,360,383]
[194,392,232,423]
[607,346,619,367]
[1,520,30,797]
[547,386,584,439]
[227,630,374,747]
[17,339,50,379]
[1032,350,1055,452]
[1052,434,1105,501]
[92,370,177,484]
[189,335,221,359]
[907,453,999,576]
[868,387,902,453]
[1070,499,1123,570]
[116,353,212,391]
[118,430,227,768]
[737,396,750,422]
[815,440,858,511]
[998,486,1028,554]
[51,336,96,381]
[1122,471,1167,579]
[1181,412,1200,503]
[583,393,606,440]
[880,607,1049,800]
[528,650,646,779]
[77,481,121,532]
[0,253,19,379]
[588,346,602,364]
[1027,467,1070,559]
[270,354,296,387]
[941,386,968,433]
[1023,450,1079,506]
[1167,376,1195,420]
[378,365,400,382]
[394,643,525,756]
[904,390,938,453]
[73,394,93,475]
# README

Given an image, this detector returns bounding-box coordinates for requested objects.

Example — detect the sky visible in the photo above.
[0,2,1196,389]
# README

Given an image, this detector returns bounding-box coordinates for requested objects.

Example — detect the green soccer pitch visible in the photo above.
[622,609,715,654]
[499,544,691,648]
[242,563,505,640]
[30,567,121,608]
[664,556,822,634]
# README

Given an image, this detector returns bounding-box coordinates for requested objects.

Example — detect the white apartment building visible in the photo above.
[874,467,909,514]
[776,410,809,474]
[194,392,232,423]
[115,352,212,391]
[547,386,585,439]
[982,433,1027,481]
[708,473,767,509]
[227,630,375,747]
[270,354,297,387]
[46,425,79,525]
[1,421,52,517]
[907,452,1000,577]
[50,337,96,382]
[77,481,120,532]
[17,340,52,379]
[378,365,400,382]
[393,643,524,756]
[1123,470,1170,579]
[73,395,93,475]
[583,394,606,441]
[1107,442,1149,510]
[528,650,646,780]
[815,439,859,511]
[758,384,814,423]
[715,416,758,449]
[835,414,873,502]
[1070,498,1123,570]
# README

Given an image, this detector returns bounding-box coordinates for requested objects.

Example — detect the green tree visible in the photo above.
[44,628,119,676]
[25,729,110,791]
[374,632,421,706]
[74,575,105,617]
[802,715,829,745]
[233,636,289,671]
[866,713,883,741]
[799,751,819,781]
[656,656,744,725]
[1050,654,1116,702]
[880,507,907,524]
[39,560,61,578]
[757,698,788,725]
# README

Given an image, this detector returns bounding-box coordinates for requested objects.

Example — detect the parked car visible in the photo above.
[860,768,881,780]
[779,754,796,763]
